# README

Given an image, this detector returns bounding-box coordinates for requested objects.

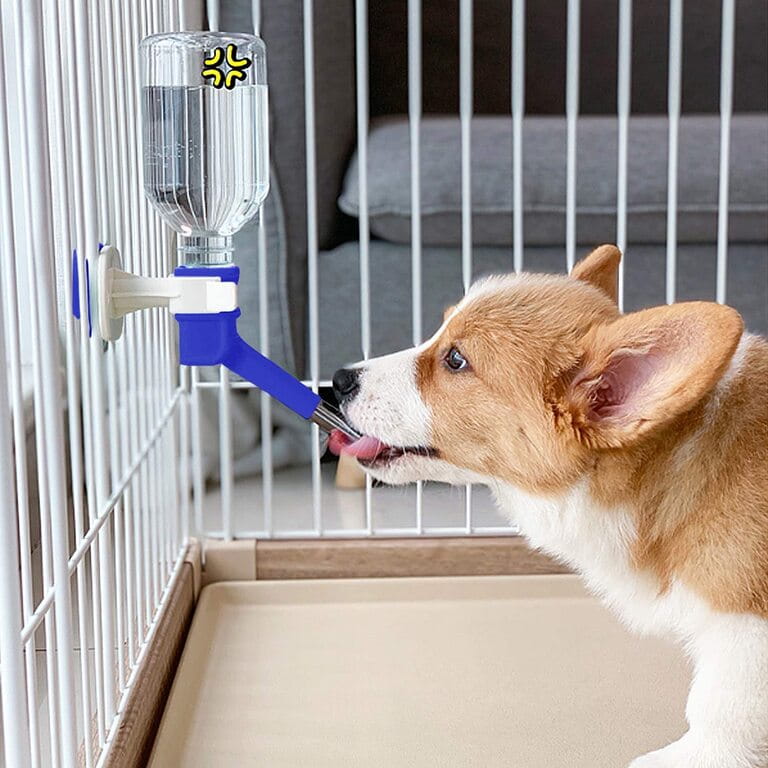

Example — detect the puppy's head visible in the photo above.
[330,245,743,492]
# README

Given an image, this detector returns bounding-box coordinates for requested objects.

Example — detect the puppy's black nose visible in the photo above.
[332,367,361,403]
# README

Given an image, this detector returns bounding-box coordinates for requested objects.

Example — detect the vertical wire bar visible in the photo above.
[108,0,136,671]
[207,0,220,31]
[165,0,181,560]
[153,0,171,577]
[460,0,473,296]
[147,0,163,582]
[303,0,323,533]
[0,349,30,767]
[44,0,95,758]
[17,1,79,762]
[408,0,424,532]
[161,0,178,572]
[354,0,374,533]
[256,211,273,535]
[460,0,473,532]
[115,0,144,663]
[252,0,273,540]
[666,0,683,305]
[89,0,124,712]
[205,0,234,541]
[206,0,234,541]
[616,0,632,311]
[218,369,234,540]
[135,0,156,622]
[565,0,580,272]
[511,0,525,273]
[189,0,206,537]
[72,0,118,728]
[0,18,32,767]
[0,11,42,762]
[150,0,164,596]
[191,367,204,534]
[61,0,107,744]
[9,2,63,759]
[716,0,734,305]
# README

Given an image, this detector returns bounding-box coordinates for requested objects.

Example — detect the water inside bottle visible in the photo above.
[142,84,269,256]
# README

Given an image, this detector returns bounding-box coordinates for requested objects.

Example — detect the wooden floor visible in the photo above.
[149,575,690,768]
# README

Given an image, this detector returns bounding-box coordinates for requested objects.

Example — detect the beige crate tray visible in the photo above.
[149,575,689,768]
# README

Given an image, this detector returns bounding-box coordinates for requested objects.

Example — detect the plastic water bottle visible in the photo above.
[140,32,268,265]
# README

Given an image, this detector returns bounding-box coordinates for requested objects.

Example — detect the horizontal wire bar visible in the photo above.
[192,378,334,390]
[199,526,522,539]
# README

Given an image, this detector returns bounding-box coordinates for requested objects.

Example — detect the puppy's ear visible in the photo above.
[564,302,743,448]
[442,304,456,322]
[571,245,621,304]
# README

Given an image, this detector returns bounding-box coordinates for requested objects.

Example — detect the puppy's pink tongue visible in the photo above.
[327,429,351,456]
[341,435,386,460]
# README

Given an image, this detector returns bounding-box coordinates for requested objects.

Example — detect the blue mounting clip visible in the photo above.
[173,266,357,437]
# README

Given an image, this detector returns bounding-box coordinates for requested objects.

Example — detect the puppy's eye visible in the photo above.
[444,346,470,372]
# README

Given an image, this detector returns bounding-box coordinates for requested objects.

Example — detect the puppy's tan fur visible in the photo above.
[417,245,767,615]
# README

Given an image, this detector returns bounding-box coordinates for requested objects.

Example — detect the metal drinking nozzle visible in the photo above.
[311,401,361,441]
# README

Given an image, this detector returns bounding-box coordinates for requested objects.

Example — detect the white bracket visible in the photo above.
[90,245,238,341]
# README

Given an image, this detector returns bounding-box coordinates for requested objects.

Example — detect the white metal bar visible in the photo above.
[616,0,632,311]
[10,2,62,760]
[459,0,473,532]
[191,370,205,535]
[116,0,145,665]
[460,0,473,295]
[109,0,138,672]
[45,0,98,758]
[666,0,683,305]
[61,0,108,744]
[303,0,323,533]
[16,1,79,762]
[202,526,520,539]
[408,0,423,350]
[354,0,374,534]
[0,8,42,762]
[205,0,233,542]
[408,0,424,533]
[251,0,273,542]
[256,211,274,536]
[355,0,371,362]
[0,30,31,754]
[72,0,118,728]
[251,0,262,36]
[716,0,734,305]
[207,0,220,32]
[511,0,525,273]
[219,370,234,541]
[565,0,580,272]
[194,378,335,389]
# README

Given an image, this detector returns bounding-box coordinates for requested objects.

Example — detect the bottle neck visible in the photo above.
[177,235,234,265]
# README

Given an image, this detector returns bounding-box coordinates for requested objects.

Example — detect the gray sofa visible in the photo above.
[221,0,767,384]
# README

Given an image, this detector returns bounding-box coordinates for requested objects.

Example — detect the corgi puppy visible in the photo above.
[329,245,768,768]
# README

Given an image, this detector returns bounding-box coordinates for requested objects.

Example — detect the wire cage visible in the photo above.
[0,0,765,765]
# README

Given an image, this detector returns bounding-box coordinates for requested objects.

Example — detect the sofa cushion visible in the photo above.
[339,115,768,246]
